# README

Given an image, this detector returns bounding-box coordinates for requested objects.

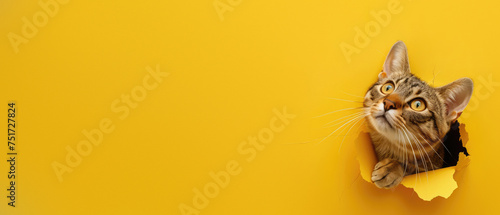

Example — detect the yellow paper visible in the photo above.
[1,0,500,214]
[357,129,470,201]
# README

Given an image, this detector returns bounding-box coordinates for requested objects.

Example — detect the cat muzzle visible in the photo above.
[383,94,403,111]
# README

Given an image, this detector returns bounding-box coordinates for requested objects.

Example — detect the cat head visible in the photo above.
[363,41,473,144]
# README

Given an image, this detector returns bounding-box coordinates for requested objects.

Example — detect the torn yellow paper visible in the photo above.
[356,129,470,201]
[400,167,457,201]
[355,132,378,183]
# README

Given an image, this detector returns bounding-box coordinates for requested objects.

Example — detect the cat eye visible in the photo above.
[410,98,426,111]
[380,82,395,94]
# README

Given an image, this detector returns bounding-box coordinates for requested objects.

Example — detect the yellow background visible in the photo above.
[1,0,500,214]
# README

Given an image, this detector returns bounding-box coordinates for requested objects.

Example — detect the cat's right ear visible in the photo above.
[379,41,410,79]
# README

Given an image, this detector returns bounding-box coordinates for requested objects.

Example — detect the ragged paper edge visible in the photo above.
[356,124,470,201]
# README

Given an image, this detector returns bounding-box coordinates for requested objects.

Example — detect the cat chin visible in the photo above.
[367,115,401,143]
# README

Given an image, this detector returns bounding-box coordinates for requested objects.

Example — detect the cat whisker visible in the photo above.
[395,115,406,126]
[334,114,364,138]
[401,127,420,185]
[323,111,366,128]
[397,130,407,176]
[402,126,427,176]
[313,107,367,118]
[327,97,364,103]
[402,125,433,183]
[436,137,454,159]
[338,117,366,153]
[417,133,445,163]
[405,127,436,173]
[354,118,367,133]
[316,113,369,145]
[411,134,430,182]
[398,130,409,176]
[321,112,367,143]
[402,131,408,176]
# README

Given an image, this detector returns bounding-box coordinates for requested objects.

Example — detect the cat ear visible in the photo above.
[379,41,410,79]
[437,78,474,122]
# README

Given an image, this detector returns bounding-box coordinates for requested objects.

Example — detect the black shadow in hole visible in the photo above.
[441,120,469,168]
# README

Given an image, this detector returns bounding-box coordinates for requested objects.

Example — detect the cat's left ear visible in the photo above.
[379,41,410,79]
[437,78,474,122]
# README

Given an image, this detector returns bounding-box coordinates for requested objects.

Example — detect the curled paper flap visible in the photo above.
[355,123,469,201]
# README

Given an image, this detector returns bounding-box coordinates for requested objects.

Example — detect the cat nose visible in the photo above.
[383,94,402,111]
[383,99,397,111]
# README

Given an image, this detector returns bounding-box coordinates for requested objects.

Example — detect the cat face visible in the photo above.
[364,41,473,145]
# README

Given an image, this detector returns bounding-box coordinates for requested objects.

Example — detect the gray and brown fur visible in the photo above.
[363,41,473,188]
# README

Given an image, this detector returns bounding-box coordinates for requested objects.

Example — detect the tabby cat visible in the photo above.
[364,41,473,188]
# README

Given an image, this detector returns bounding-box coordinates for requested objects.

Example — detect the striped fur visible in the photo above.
[365,41,473,188]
